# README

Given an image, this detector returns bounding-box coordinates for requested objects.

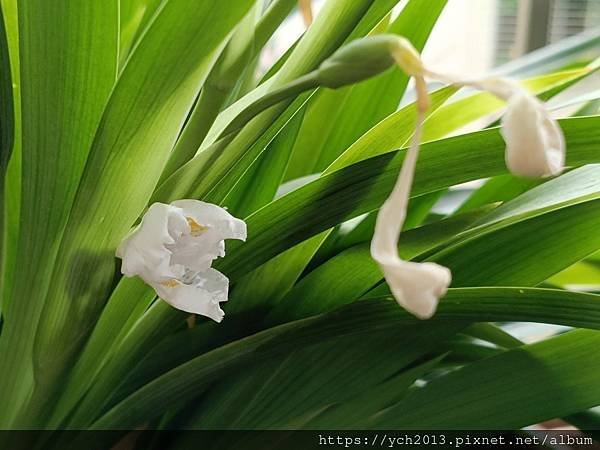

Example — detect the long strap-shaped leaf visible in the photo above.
[87,287,600,431]
[0,0,119,427]
[10,0,256,428]
[273,165,600,321]
[216,116,600,279]
[369,327,600,429]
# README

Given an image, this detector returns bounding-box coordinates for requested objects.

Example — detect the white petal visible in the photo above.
[168,229,225,272]
[424,71,565,178]
[116,203,187,281]
[153,268,229,322]
[371,109,451,319]
[502,92,565,178]
[380,260,451,319]
[171,199,247,241]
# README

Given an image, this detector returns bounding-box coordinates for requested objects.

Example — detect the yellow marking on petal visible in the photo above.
[160,279,181,288]
[186,217,209,236]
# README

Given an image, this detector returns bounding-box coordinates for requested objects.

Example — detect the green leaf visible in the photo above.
[119,0,163,68]
[91,286,600,430]
[0,0,119,427]
[0,0,19,317]
[160,0,296,181]
[285,0,448,179]
[90,302,465,430]
[228,232,331,314]
[216,116,600,280]
[326,68,591,173]
[46,277,156,427]
[186,331,448,430]
[455,174,541,214]
[16,0,256,427]
[435,198,600,287]
[267,208,490,323]
[370,328,600,429]
[224,101,306,217]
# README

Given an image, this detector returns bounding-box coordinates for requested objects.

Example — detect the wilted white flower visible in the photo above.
[371,107,452,319]
[425,71,566,178]
[501,90,565,177]
[371,38,568,320]
[116,200,246,322]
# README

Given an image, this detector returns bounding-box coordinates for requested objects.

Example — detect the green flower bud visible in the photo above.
[316,34,401,88]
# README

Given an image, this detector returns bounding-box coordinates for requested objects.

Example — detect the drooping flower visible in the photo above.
[370,108,452,319]
[424,71,566,177]
[371,37,567,320]
[116,200,246,322]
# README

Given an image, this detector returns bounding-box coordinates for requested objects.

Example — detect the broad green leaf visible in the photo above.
[548,262,600,289]
[285,0,448,179]
[324,86,456,174]
[216,116,600,280]
[0,0,119,427]
[455,174,541,214]
[46,277,156,427]
[436,198,600,287]
[160,0,296,181]
[370,328,600,429]
[89,303,465,430]
[91,286,600,430]
[200,0,376,148]
[61,301,184,428]
[0,0,19,316]
[271,165,600,323]
[301,356,445,430]
[228,232,330,314]
[224,101,306,217]
[186,330,450,431]
[119,0,163,68]
[157,0,396,207]
[17,0,255,427]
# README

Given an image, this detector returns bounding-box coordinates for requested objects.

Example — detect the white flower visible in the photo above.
[371,107,452,319]
[116,200,246,322]
[501,89,565,177]
[425,72,565,178]
[371,37,568,320]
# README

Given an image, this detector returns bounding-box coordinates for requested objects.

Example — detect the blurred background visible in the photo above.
[262,0,600,75]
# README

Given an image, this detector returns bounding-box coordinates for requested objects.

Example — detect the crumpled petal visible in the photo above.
[172,199,247,241]
[371,110,452,319]
[153,268,229,322]
[116,203,188,282]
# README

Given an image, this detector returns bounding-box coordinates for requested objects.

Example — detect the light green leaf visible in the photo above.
[216,116,600,280]
[0,0,119,427]
[285,0,448,179]
[17,0,255,427]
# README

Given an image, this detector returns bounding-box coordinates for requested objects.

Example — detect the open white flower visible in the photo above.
[116,200,246,322]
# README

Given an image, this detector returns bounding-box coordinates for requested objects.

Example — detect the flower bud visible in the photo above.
[316,35,398,88]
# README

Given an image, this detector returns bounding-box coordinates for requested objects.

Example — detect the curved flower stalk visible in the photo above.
[116,200,246,322]
[371,37,566,319]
